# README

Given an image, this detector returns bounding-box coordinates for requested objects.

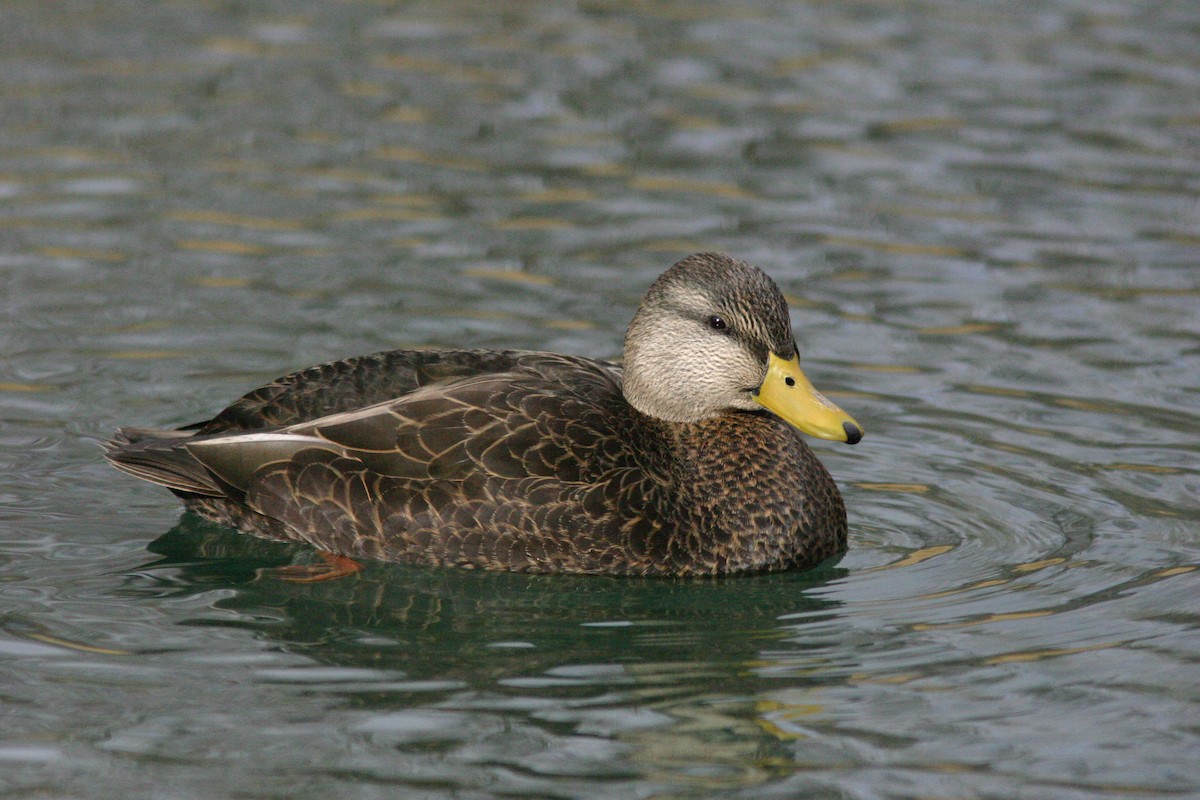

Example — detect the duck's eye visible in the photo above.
[707,315,727,331]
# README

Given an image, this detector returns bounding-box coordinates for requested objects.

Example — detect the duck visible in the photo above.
[106,253,864,578]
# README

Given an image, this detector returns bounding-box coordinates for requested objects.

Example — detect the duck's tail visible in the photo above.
[104,427,224,497]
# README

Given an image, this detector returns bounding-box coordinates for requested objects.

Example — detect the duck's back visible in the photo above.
[197,349,594,434]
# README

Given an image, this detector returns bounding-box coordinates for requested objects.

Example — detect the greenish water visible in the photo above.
[2,1,1199,798]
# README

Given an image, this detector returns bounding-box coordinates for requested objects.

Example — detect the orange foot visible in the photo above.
[265,552,364,583]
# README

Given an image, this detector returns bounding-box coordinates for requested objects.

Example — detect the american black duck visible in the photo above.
[107,253,864,578]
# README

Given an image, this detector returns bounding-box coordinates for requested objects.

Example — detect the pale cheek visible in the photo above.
[730,353,766,390]
[716,352,765,407]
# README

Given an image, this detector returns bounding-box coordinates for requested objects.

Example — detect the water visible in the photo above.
[2,1,1199,797]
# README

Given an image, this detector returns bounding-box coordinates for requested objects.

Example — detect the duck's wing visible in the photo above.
[182,352,636,493]
[197,349,556,434]
[108,352,665,572]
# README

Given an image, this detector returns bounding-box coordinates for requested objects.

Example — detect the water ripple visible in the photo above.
[3,0,1199,798]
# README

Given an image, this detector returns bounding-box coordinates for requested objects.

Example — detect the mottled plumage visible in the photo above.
[106,253,863,577]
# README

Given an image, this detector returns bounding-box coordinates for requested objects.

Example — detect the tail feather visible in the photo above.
[105,427,224,496]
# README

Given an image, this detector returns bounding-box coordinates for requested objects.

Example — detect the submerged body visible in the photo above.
[107,254,863,577]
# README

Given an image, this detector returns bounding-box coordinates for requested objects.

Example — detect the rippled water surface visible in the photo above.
[3,1,1199,798]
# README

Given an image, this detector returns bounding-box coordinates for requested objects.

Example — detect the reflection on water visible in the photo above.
[119,519,851,796]
[134,520,846,672]
[2,0,1199,798]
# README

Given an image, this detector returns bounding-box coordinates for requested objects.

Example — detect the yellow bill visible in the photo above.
[754,352,864,444]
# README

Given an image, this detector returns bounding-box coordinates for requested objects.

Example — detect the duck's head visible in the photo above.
[622,252,863,444]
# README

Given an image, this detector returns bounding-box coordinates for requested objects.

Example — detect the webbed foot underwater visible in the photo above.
[107,253,863,577]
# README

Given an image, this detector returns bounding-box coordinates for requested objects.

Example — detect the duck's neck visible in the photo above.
[621,364,710,424]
